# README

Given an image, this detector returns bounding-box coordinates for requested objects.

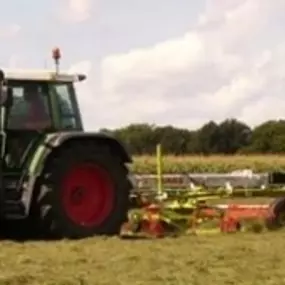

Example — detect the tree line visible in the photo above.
[100,119,285,155]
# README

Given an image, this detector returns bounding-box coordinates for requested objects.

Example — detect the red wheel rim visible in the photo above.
[61,163,115,227]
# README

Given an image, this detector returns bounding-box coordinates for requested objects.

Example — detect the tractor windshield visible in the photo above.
[6,80,82,131]
[7,81,52,130]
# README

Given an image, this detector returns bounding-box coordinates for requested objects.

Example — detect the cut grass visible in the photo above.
[1,232,285,285]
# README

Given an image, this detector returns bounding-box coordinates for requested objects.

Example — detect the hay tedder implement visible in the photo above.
[120,145,285,238]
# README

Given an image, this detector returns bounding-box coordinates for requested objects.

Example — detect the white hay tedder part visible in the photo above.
[131,169,271,192]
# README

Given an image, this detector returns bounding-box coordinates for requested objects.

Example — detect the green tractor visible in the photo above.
[0,51,132,239]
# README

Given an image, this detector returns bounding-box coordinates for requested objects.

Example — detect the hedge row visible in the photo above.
[130,155,285,174]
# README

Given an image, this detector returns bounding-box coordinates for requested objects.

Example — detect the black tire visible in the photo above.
[265,197,285,230]
[32,142,132,239]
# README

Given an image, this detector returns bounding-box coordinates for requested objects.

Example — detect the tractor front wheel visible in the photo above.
[33,143,132,239]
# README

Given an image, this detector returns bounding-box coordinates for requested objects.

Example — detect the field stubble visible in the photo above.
[1,232,285,285]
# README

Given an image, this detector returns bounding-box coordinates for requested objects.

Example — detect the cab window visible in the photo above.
[7,81,51,130]
[50,82,81,130]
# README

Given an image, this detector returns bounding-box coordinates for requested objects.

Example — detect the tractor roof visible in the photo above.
[2,68,86,83]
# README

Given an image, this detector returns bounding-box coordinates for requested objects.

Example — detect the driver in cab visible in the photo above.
[23,85,51,129]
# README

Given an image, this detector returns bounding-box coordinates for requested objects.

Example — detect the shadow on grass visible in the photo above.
[0,217,283,243]
[0,220,68,243]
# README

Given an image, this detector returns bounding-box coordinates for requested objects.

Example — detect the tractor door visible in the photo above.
[5,80,53,170]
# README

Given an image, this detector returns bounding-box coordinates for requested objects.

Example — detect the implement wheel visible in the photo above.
[33,142,132,239]
[266,197,285,230]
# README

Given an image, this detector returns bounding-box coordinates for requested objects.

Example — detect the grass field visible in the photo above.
[2,155,285,285]
[132,154,285,173]
[1,232,285,285]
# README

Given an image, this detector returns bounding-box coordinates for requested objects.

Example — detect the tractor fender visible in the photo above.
[22,132,132,213]
[28,131,132,176]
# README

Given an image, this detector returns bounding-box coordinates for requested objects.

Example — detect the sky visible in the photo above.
[0,0,285,131]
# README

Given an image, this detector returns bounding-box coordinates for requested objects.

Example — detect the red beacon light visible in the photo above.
[52,47,61,61]
[52,47,61,74]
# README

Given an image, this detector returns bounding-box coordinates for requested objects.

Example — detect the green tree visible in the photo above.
[196,121,220,154]
[245,120,285,153]
[98,119,285,155]
[153,126,192,155]
[113,123,157,155]
[217,119,251,154]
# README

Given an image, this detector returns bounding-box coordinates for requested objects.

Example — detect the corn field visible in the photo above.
[131,155,285,174]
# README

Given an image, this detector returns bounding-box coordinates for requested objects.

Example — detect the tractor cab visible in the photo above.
[0,63,85,169]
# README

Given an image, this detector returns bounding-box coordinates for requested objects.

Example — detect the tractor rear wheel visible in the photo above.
[33,143,132,239]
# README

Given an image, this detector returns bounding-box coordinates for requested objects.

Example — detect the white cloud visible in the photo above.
[8,54,22,68]
[59,0,91,23]
[0,24,21,38]
[84,0,285,130]
[68,60,92,74]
